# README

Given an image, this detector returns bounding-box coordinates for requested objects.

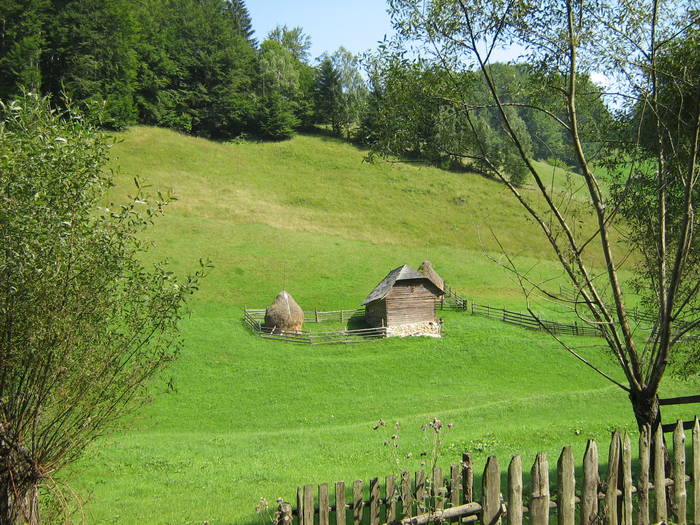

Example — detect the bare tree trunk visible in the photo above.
[0,478,20,525]
[629,387,662,433]
[0,476,39,525]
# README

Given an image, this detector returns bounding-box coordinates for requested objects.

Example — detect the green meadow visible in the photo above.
[65,127,697,524]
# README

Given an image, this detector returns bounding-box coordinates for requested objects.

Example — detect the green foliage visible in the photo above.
[266,25,312,64]
[314,57,342,133]
[257,91,299,140]
[224,0,256,45]
[361,51,610,184]
[0,96,203,521]
[42,0,140,129]
[0,0,47,99]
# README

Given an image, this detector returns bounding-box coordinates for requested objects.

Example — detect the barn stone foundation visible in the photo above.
[385,320,442,338]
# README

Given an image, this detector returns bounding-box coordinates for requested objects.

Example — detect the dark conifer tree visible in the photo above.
[0,0,49,99]
[224,0,256,46]
[315,58,342,134]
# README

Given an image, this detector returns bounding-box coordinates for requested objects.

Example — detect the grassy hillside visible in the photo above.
[64,127,695,524]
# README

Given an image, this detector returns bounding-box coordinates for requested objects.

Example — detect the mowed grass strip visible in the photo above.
[64,127,695,524]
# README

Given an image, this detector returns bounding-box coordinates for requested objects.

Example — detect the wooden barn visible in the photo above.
[363,265,444,328]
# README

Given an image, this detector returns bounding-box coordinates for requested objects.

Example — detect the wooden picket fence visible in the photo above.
[274,421,699,525]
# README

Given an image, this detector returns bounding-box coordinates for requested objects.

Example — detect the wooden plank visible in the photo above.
[557,447,575,525]
[434,466,444,511]
[530,452,549,525]
[508,455,523,525]
[353,480,363,525]
[386,475,397,524]
[335,481,346,525]
[659,395,700,406]
[662,420,695,432]
[674,420,687,525]
[654,424,667,522]
[369,478,380,525]
[450,462,461,510]
[621,433,633,525]
[482,455,502,525]
[604,431,620,525]
[303,484,314,525]
[391,502,483,525]
[581,440,599,525]
[463,453,474,503]
[298,486,305,525]
[320,483,330,525]
[415,470,426,511]
[401,470,413,517]
[638,425,651,525]
[694,419,700,525]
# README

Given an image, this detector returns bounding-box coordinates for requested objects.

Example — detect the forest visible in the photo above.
[1,0,620,185]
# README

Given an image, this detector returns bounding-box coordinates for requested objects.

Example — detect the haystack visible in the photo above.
[263,291,304,333]
[417,260,445,292]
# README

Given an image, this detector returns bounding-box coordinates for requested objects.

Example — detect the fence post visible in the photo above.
[450,463,461,522]
[621,433,633,525]
[482,456,501,525]
[581,440,599,525]
[353,480,363,525]
[319,483,330,525]
[557,447,575,525]
[463,453,474,503]
[315,308,319,323]
[605,431,621,525]
[386,474,397,524]
[369,477,380,525]
[638,426,651,525]
[654,425,667,522]
[530,453,549,525]
[297,487,304,525]
[415,470,426,511]
[335,481,346,525]
[674,421,687,525]
[303,484,314,525]
[508,455,523,525]
[401,470,413,518]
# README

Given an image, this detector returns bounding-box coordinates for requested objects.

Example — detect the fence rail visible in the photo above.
[440,285,468,311]
[471,302,602,338]
[275,420,700,525]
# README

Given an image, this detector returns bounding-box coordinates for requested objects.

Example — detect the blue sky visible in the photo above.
[246,1,395,61]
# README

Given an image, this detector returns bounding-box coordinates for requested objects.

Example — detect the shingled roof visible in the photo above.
[363,264,442,305]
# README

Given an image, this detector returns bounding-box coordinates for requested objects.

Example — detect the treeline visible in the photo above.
[0,0,368,140]
[1,0,613,179]
[360,57,613,185]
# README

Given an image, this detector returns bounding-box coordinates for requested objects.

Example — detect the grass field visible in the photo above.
[64,127,698,524]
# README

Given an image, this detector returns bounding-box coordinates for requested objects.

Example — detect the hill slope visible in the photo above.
[65,127,692,524]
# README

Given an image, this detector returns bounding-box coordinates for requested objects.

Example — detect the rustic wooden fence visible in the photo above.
[243,307,387,345]
[274,421,699,525]
[440,285,468,311]
[470,302,602,338]
[660,395,700,432]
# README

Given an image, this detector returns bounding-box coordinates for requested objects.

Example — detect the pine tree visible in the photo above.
[224,0,256,46]
[315,57,342,134]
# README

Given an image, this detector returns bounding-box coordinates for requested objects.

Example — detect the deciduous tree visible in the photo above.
[0,94,205,524]
[385,0,700,430]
